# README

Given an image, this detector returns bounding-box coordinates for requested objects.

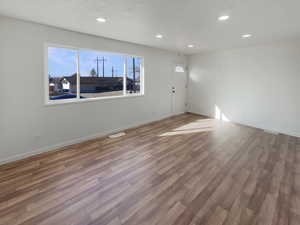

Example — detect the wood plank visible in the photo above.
[0,113,298,225]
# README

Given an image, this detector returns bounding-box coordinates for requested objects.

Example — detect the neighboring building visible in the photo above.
[65,74,137,93]
[49,77,65,96]
[49,74,139,96]
[61,78,70,91]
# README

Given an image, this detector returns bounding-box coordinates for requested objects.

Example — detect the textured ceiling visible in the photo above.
[1,0,300,54]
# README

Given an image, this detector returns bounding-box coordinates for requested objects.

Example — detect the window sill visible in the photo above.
[45,93,144,106]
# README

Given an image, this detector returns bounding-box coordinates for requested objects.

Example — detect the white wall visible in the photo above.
[0,16,186,164]
[188,41,300,137]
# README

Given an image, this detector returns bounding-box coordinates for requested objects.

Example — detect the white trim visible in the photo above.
[44,43,50,103]
[45,42,145,105]
[45,42,144,60]
[76,50,80,99]
[45,93,144,106]
[123,56,127,95]
[140,58,145,95]
[0,113,173,165]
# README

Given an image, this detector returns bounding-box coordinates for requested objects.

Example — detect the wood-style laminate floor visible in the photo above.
[0,113,299,225]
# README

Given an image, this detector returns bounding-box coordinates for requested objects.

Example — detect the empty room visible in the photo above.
[0,0,299,225]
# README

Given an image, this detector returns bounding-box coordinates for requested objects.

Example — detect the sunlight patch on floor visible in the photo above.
[159,118,217,137]
[215,105,230,122]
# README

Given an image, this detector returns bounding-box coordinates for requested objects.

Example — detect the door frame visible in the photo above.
[171,63,188,115]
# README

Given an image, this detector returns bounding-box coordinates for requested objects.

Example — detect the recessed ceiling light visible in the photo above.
[96,17,107,23]
[155,34,163,39]
[218,15,230,21]
[187,44,194,48]
[242,34,252,38]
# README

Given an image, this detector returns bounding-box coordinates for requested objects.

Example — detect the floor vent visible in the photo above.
[109,132,126,138]
[263,129,279,135]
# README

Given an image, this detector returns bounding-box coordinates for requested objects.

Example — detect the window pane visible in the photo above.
[48,47,77,100]
[126,56,142,94]
[79,50,124,98]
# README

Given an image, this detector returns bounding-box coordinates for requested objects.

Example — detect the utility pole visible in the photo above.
[111,67,118,77]
[94,57,100,77]
[94,57,107,77]
[100,57,107,77]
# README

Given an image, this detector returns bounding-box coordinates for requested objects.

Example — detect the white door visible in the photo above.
[171,64,188,115]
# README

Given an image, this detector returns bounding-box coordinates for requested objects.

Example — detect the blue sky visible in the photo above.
[48,47,141,78]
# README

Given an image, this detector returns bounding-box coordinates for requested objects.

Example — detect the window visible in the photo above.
[46,45,144,104]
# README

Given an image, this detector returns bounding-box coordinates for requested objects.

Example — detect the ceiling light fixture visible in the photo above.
[96,17,107,23]
[242,34,252,38]
[155,34,163,39]
[218,15,230,21]
[187,44,194,48]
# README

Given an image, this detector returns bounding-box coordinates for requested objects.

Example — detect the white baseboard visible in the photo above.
[0,113,172,166]
[187,110,300,138]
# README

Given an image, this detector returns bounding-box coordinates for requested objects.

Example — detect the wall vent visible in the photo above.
[109,132,126,138]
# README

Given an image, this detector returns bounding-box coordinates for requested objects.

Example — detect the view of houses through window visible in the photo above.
[48,46,143,102]
[48,47,78,100]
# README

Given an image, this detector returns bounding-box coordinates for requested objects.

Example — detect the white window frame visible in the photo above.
[44,43,145,105]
